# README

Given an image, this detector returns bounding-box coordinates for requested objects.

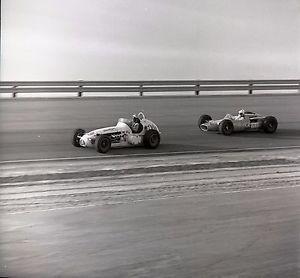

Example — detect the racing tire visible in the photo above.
[95,135,111,153]
[262,116,278,133]
[198,114,212,129]
[144,130,160,149]
[219,119,234,136]
[72,128,85,147]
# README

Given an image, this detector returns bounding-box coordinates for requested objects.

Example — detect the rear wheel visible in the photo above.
[263,116,278,133]
[95,135,111,153]
[72,129,85,147]
[198,114,212,129]
[144,130,160,149]
[219,119,234,136]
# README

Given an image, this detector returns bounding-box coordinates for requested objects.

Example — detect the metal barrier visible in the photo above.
[0,79,299,98]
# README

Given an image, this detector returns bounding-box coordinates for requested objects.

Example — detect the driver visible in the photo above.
[235,109,245,120]
[132,114,141,133]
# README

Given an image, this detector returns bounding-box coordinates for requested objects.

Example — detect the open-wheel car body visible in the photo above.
[72,112,161,153]
[198,110,278,136]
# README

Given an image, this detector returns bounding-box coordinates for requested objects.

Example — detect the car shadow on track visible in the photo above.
[74,143,229,157]
[228,128,300,140]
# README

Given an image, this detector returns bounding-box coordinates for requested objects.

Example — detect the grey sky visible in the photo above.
[1,0,300,80]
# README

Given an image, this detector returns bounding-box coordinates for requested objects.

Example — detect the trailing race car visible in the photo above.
[72,112,161,153]
[198,109,278,136]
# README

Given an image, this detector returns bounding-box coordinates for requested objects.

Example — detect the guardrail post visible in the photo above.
[78,85,83,97]
[195,84,200,96]
[12,86,17,98]
[139,85,143,96]
[248,82,253,95]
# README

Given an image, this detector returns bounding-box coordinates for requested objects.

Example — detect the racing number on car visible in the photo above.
[250,122,259,128]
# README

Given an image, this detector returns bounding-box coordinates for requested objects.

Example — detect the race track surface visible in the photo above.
[0,94,299,161]
[1,95,300,277]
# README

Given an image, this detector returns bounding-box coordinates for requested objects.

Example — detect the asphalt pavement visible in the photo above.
[0,95,299,277]
[0,94,299,161]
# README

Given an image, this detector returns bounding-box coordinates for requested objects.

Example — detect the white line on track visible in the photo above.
[5,184,300,215]
[1,145,300,164]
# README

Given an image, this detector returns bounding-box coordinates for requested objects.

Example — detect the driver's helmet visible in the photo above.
[132,114,140,123]
[238,109,245,117]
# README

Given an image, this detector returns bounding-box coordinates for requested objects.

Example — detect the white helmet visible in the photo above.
[238,109,245,117]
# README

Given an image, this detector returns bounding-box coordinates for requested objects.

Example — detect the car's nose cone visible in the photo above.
[79,137,87,147]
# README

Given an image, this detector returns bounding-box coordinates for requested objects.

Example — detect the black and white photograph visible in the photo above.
[0,1,299,277]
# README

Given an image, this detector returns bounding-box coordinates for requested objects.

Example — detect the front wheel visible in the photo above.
[72,128,85,147]
[198,114,212,129]
[144,130,160,149]
[262,116,278,133]
[95,135,111,153]
[219,119,234,136]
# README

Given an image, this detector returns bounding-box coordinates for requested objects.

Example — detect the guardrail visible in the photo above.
[0,79,299,98]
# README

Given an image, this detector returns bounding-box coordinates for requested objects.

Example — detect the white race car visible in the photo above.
[72,112,161,153]
[198,109,278,136]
